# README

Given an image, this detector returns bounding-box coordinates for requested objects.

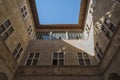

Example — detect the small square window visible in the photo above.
[29,53,34,58]
[3,20,11,28]
[13,49,17,57]
[32,59,38,65]
[23,6,26,10]
[104,18,110,25]
[8,27,14,35]
[59,53,64,58]
[53,59,57,65]
[109,23,116,32]
[78,53,83,59]
[25,11,27,16]
[18,48,23,54]
[101,25,107,33]
[1,32,9,41]
[85,59,91,65]
[17,43,21,50]
[79,59,84,65]
[0,24,5,34]
[35,53,40,58]
[59,59,64,65]
[106,31,112,39]
[83,53,89,59]
[53,53,58,59]
[23,14,26,18]
[26,59,32,65]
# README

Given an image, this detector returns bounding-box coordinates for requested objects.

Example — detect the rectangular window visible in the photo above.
[21,5,28,18]
[95,42,103,61]
[26,59,32,65]
[36,32,50,40]
[85,59,91,65]
[13,43,23,60]
[102,18,117,40]
[78,53,84,65]
[0,25,5,34]
[1,32,9,41]
[53,52,64,66]
[52,32,66,40]
[109,23,116,32]
[78,52,91,66]
[26,52,40,65]
[0,19,14,41]
[8,27,14,35]
[79,59,84,65]
[83,53,89,59]
[104,18,110,25]
[27,25,32,36]
[101,25,112,40]
[68,32,81,39]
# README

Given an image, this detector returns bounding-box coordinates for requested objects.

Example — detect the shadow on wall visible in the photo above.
[0,72,8,80]
[108,73,120,80]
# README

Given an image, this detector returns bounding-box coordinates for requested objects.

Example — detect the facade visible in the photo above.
[0,0,120,80]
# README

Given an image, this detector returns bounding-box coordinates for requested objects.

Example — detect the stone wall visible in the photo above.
[20,40,97,65]
[93,0,120,80]
[14,65,101,80]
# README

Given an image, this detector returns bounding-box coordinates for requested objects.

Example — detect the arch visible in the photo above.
[0,72,8,80]
[108,73,120,80]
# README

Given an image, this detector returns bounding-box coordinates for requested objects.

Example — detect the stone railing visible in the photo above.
[15,65,100,76]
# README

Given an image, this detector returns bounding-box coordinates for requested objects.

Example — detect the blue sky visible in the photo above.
[35,0,81,24]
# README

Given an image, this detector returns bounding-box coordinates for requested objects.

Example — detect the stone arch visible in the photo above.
[0,72,8,80]
[108,73,120,80]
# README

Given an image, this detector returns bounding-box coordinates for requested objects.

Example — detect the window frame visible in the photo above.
[20,5,28,19]
[0,18,14,41]
[77,52,91,66]
[25,52,40,65]
[52,52,64,66]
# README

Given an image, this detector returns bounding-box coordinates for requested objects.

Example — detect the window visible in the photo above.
[27,25,32,36]
[13,43,23,60]
[21,5,28,18]
[36,31,83,40]
[104,18,117,32]
[0,19,14,41]
[68,32,81,39]
[95,42,103,60]
[101,25,112,40]
[85,24,91,34]
[53,52,64,66]
[104,18,111,25]
[26,52,40,65]
[109,23,116,32]
[36,32,50,40]
[52,32,66,40]
[102,18,117,40]
[89,4,94,15]
[78,52,91,66]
